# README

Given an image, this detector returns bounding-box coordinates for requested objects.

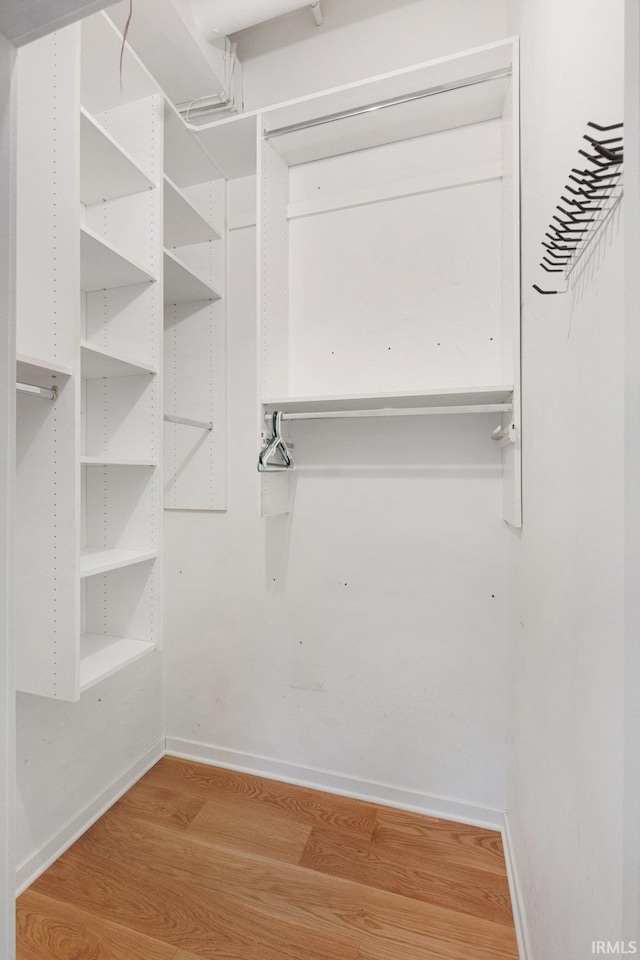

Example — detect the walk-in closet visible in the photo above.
[0,1,637,958]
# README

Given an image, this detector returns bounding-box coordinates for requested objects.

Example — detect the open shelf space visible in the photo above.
[81,224,156,293]
[81,456,157,466]
[163,248,223,304]
[80,633,156,692]
[262,385,514,415]
[164,175,222,248]
[80,108,155,204]
[80,340,157,379]
[16,354,73,388]
[80,546,158,578]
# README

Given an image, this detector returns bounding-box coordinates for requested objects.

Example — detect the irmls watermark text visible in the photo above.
[592,944,638,955]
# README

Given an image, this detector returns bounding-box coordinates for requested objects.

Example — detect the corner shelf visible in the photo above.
[81,224,157,292]
[163,248,223,304]
[80,546,158,578]
[17,354,73,387]
[80,340,157,378]
[163,175,222,248]
[262,385,514,415]
[80,634,156,692]
[80,108,155,204]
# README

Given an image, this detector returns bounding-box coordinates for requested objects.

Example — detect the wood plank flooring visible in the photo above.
[17,757,520,960]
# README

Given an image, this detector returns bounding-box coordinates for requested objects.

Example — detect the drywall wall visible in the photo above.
[506,0,627,955]
[234,0,507,109]
[0,27,16,960]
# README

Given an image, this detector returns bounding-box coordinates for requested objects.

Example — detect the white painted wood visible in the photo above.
[287,162,502,221]
[80,634,156,692]
[503,814,531,960]
[80,547,157,578]
[79,12,158,117]
[81,456,157,466]
[0,30,16,960]
[80,107,154,204]
[164,248,223,304]
[165,101,223,188]
[192,111,259,181]
[163,175,222,248]
[80,340,157,378]
[16,354,73,387]
[165,739,504,830]
[80,224,156,292]
[264,386,514,414]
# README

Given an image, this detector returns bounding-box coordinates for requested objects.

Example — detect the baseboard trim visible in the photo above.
[502,813,532,960]
[16,738,165,895]
[164,737,505,830]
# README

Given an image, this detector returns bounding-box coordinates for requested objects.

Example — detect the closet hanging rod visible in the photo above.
[16,382,57,401]
[264,68,512,140]
[265,403,512,422]
[164,414,213,430]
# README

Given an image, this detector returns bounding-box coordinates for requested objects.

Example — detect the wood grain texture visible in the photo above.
[16,889,177,960]
[18,758,518,960]
[144,756,378,836]
[299,824,514,924]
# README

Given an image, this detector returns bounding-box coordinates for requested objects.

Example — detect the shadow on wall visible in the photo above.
[232,0,431,55]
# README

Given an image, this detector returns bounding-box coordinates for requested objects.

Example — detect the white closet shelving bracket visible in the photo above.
[164,414,213,430]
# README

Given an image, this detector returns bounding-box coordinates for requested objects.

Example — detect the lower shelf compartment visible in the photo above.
[80,633,156,692]
[80,546,158,578]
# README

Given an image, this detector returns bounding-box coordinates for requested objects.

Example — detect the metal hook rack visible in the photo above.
[533,121,623,295]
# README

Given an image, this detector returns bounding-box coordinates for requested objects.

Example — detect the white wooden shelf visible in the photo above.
[262,385,514,415]
[80,546,158,578]
[81,224,156,292]
[80,633,156,692]
[163,248,223,304]
[81,456,158,467]
[80,340,157,378]
[16,354,72,387]
[80,108,155,204]
[163,175,222,248]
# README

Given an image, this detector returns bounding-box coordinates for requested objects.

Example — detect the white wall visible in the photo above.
[0,27,16,960]
[163,0,514,822]
[234,0,507,109]
[506,0,627,956]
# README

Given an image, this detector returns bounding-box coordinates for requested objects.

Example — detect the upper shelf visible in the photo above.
[192,112,258,181]
[163,176,222,248]
[262,385,514,415]
[80,340,157,379]
[262,39,515,167]
[80,633,156,693]
[163,249,223,304]
[80,108,155,205]
[81,225,157,292]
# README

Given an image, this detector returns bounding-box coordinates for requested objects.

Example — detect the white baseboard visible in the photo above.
[502,813,532,960]
[164,737,505,831]
[16,738,165,895]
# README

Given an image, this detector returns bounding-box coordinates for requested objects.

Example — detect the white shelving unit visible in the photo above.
[80,107,154,204]
[80,340,157,378]
[80,547,158,578]
[14,10,231,699]
[163,248,223,304]
[256,40,521,525]
[164,175,222,248]
[80,224,156,292]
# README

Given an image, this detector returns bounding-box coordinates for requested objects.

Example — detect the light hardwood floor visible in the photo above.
[17,757,519,959]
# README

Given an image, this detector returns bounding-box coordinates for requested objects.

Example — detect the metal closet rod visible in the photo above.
[265,403,512,422]
[16,382,57,401]
[164,414,213,431]
[264,68,512,140]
